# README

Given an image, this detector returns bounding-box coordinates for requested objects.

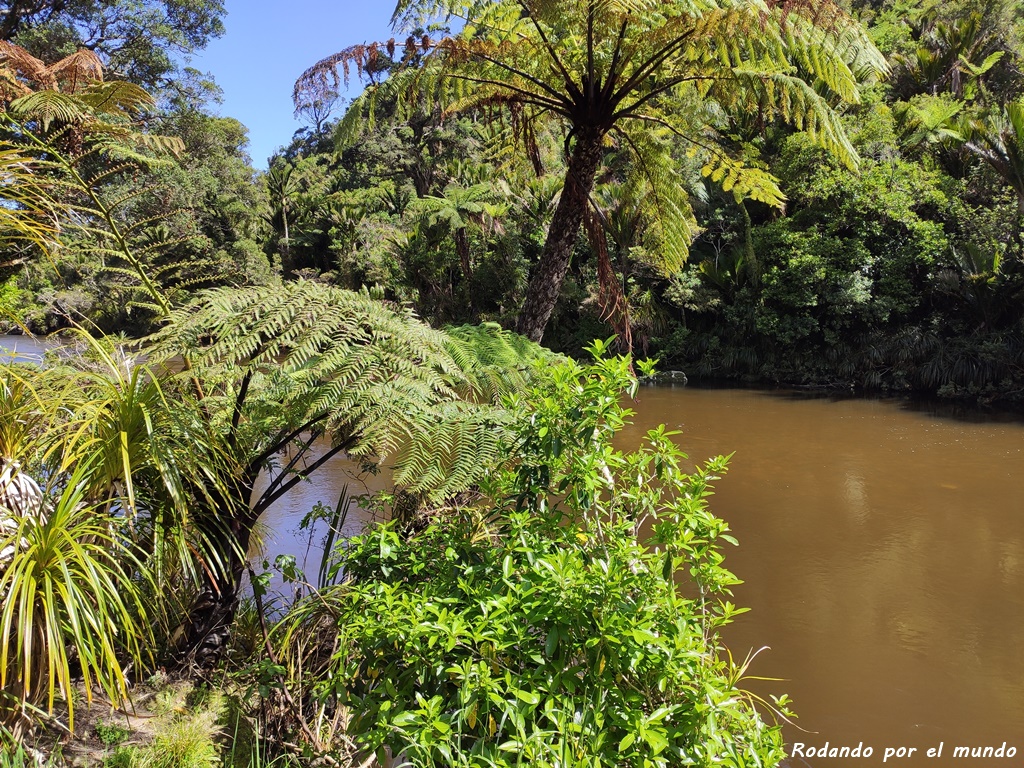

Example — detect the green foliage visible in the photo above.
[95,720,133,747]
[278,353,789,767]
[0,278,24,319]
[103,746,141,768]
[148,281,550,501]
[304,0,887,340]
[0,457,152,732]
[0,335,246,733]
[652,99,1024,395]
[5,0,226,90]
[139,715,220,768]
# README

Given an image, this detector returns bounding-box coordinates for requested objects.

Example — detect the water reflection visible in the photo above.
[0,334,49,365]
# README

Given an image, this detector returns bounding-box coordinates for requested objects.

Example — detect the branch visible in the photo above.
[450,42,573,107]
[587,0,596,100]
[600,16,631,104]
[227,370,252,451]
[610,29,697,109]
[615,111,689,138]
[251,436,356,518]
[611,75,719,121]
[247,412,331,476]
[444,73,570,117]
[259,429,321,506]
[246,564,324,750]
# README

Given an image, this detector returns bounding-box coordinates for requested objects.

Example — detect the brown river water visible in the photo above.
[5,336,1023,765]
[264,385,1024,767]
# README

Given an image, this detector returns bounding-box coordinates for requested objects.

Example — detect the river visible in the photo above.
[620,387,1024,766]
[266,385,1024,766]
[4,335,1022,764]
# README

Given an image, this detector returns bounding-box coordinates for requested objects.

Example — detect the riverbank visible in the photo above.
[655,326,1024,406]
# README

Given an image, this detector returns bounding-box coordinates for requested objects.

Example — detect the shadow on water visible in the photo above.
[679,379,1024,426]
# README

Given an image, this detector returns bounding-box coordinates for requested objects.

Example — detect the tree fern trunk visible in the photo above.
[516,127,606,342]
[281,201,291,273]
[174,484,258,668]
[455,227,473,296]
[740,201,760,288]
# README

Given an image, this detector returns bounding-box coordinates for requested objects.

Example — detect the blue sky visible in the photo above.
[185,1,396,169]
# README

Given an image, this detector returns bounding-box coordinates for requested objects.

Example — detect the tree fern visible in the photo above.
[300,0,887,341]
[3,118,216,323]
[148,282,551,493]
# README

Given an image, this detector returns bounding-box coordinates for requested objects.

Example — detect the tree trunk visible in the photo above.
[174,481,259,669]
[176,558,247,669]
[280,201,291,273]
[455,227,473,311]
[739,201,760,288]
[516,126,606,342]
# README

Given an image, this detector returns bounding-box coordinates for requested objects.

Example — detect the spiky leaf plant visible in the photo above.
[0,456,151,735]
[0,336,241,733]
[0,146,55,265]
[963,99,1024,214]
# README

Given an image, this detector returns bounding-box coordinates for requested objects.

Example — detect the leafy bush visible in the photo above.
[279,349,790,767]
[96,720,133,747]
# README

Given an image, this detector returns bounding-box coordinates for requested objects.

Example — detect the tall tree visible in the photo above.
[299,0,887,342]
[0,0,225,89]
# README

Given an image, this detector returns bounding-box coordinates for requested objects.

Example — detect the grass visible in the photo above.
[138,713,220,768]
[103,746,140,768]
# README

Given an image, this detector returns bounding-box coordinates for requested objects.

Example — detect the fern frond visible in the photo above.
[76,80,153,117]
[8,90,89,129]
[616,125,702,274]
[0,41,54,90]
[148,283,550,500]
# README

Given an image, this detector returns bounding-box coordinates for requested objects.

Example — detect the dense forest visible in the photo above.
[4,0,1024,400]
[0,0,1021,766]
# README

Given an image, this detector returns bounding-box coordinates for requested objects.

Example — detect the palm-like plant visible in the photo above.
[299,0,886,341]
[0,373,46,548]
[0,40,160,136]
[1,41,188,329]
[408,181,508,293]
[0,146,55,268]
[143,280,555,665]
[264,162,296,272]
[0,359,185,737]
[0,459,152,737]
[963,100,1024,216]
[892,10,1006,102]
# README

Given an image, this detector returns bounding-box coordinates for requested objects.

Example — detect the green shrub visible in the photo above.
[95,719,133,747]
[103,745,140,768]
[281,349,790,767]
[139,714,219,768]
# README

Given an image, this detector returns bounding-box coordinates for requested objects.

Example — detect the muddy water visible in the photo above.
[621,387,1024,766]
[261,385,1024,766]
